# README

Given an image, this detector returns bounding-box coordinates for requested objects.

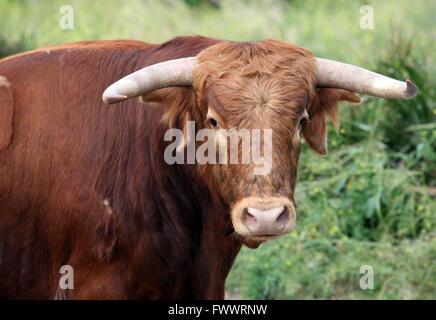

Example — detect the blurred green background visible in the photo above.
[1,0,435,299]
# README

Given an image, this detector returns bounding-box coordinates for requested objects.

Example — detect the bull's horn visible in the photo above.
[315,58,418,100]
[102,57,197,104]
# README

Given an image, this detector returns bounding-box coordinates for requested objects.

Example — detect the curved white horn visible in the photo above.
[315,58,418,100]
[102,57,197,104]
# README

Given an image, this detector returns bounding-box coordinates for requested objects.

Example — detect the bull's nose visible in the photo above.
[242,205,290,235]
[230,196,296,240]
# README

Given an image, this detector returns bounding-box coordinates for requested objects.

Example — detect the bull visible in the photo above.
[0,36,417,299]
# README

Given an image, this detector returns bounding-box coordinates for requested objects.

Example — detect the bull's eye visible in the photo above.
[209,118,219,127]
[298,110,309,130]
[298,117,307,130]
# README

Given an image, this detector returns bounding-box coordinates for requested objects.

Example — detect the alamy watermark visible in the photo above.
[164,121,273,175]
[59,265,74,290]
[360,5,374,30]
[359,265,374,290]
[59,5,74,30]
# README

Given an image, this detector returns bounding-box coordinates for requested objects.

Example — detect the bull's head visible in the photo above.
[102,40,417,244]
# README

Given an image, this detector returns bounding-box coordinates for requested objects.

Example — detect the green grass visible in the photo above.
[1,0,435,299]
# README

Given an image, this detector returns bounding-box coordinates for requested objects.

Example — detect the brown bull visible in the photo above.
[0,36,417,299]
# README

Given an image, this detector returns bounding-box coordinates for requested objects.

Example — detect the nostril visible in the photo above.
[276,206,290,229]
[241,205,292,235]
[232,199,295,237]
[242,208,258,231]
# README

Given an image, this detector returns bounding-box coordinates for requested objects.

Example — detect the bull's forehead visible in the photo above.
[194,39,316,83]
[196,39,316,73]
[194,40,316,128]
[206,74,309,130]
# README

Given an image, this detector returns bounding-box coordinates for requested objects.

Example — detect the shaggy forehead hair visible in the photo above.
[193,39,318,130]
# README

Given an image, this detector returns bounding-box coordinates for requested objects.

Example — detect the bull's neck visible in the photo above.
[150,120,242,299]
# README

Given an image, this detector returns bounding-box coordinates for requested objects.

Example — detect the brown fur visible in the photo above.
[0,36,358,299]
[0,76,13,152]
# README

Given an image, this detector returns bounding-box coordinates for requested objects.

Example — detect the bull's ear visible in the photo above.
[302,109,328,155]
[302,88,361,156]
